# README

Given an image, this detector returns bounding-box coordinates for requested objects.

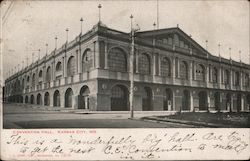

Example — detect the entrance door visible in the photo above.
[111,85,128,111]
[142,87,153,111]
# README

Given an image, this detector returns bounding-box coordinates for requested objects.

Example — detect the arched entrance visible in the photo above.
[65,88,73,108]
[111,85,129,111]
[37,93,42,105]
[44,92,50,106]
[142,87,153,111]
[214,92,220,111]
[198,91,207,111]
[19,96,23,103]
[79,86,90,109]
[236,94,241,112]
[182,90,190,111]
[53,90,60,107]
[25,96,29,103]
[30,95,34,104]
[163,88,173,110]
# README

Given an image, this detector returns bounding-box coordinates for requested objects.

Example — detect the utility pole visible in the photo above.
[129,15,140,119]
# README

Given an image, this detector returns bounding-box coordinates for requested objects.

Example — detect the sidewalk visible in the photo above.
[140,116,231,128]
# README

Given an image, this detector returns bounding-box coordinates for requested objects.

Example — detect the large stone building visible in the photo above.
[4,22,250,112]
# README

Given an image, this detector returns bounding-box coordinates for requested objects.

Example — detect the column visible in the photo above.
[240,71,243,90]
[189,61,193,85]
[206,65,209,85]
[104,41,108,69]
[76,50,79,74]
[172,91,175,111]
[63,56,67,78]
[52,62,55,81]
[177,58,180,78]
[190,91,194,112]
[78,44,82,74]
[95,41,100,68]
[158,54,161,76]
[218,66,221,87]
[153,54,157,75]
[207,91,210,111]
[172,57,175,82]
[193,61,196,80]
[241,95,244,111]
[230,69,233,89]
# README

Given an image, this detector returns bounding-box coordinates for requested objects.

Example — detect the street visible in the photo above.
[3,103,196,128]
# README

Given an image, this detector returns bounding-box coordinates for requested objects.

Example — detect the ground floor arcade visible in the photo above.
[5,79,250,112]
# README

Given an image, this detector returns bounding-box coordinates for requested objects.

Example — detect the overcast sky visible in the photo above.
[1,0,249,80]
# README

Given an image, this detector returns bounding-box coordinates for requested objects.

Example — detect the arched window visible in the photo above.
[39,70,43,78]
[224,69,230,84]
[82,49,93,72]
[22,78,25,89]
[32,73,36,87]
[161,57,171,77]
[46,67,51,82]
[67,56,76,77]
[139,53,150,74]
[27,76,30,82]
[108,48,127,72]
[196,64,205,81]
[235,71,240,85]
[212,67,218,83]
[180,61,188,79]
[56,62,62,71]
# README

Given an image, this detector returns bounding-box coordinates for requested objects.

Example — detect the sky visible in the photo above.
[1,0,249,81]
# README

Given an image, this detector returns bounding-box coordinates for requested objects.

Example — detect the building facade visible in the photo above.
[4,23,250,112]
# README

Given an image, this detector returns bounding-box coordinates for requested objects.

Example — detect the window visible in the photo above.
[108,48,127,72]
[46,67,51,82]
[39,70,43,78]
[139,53,150,74]
[161,57,171,77]
[212,67,218,83]
[111,85,125,98]
[245,73,249,86]
[32,73,35,87]
[56,62,62,71]
[82,49,93,72]
[224,69,230,84]
[67,56,76,76]
[235,71,240,85]
[180,61,188,79]
[196,64,205,81]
